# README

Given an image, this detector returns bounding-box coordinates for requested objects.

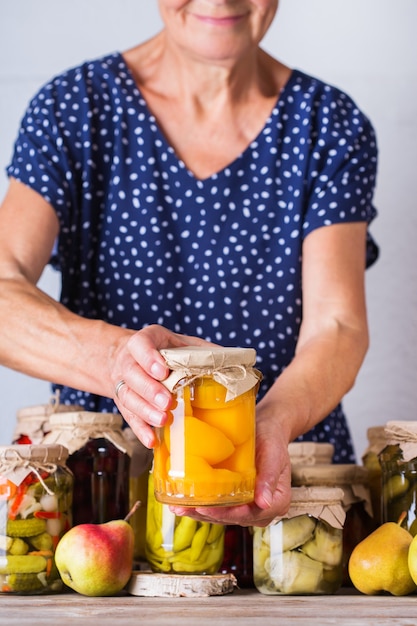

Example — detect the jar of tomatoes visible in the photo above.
[0,444,73,594]
[153,347,261,507]
[12,392,82,445]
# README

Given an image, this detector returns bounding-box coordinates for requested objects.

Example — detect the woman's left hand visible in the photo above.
[169,407,292,527]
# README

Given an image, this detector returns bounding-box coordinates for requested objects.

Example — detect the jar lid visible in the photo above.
[288,442,334,465]
[361,425,388,459]
[291,463,369,485]
[291,464,372,513]
[0,444,69,487]
[274,486,346,529]
[384,421,417,462]
[160,346,262,400]
[0,443,69,463]
[42,412,132,456]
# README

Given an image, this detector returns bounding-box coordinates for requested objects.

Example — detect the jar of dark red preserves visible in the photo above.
[42,412,131,525]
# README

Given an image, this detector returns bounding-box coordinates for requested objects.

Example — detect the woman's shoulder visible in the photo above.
[285,68,369,116]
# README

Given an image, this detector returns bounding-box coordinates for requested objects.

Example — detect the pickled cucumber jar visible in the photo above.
[253,486,345,595]
[145,472,225,574]
[291,464,376,586]
[379,421,417,534]
[0,444,73,594]
[361,426,387,527]
[42,412,131,525]
[288,442,335,466]
[12,393,82,445]
[153,346,262,506]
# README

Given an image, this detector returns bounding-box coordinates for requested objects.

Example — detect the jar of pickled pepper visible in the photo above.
[361,426,387,527]
[379,421,417,534]
[42,412,131,525]
[12,392,82,445]
[122,427,153,564]
[153,347,262,506]
[253,486,346,595]
[0,444,73,595]
[145,471,225,574]
[291,463,376,586]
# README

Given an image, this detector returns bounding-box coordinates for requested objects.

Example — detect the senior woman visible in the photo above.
[0,0,378,526]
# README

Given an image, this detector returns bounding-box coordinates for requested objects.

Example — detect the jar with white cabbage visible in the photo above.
[253,487,345,595]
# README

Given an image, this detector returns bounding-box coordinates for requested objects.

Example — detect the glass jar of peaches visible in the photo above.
[153,347,262,506]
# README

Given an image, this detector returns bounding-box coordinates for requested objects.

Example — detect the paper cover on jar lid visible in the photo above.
[384,420,417,462]
[127,571,237,597]
[160,346,262,401]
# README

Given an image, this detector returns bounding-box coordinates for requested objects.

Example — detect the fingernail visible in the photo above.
[151,361,167,379]
[155,392,170,409]
[149,410,164,426]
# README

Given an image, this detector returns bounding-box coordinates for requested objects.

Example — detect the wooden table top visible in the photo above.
[1,587,417,626]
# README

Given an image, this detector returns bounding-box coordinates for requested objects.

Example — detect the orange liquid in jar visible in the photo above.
[153,377,256,506]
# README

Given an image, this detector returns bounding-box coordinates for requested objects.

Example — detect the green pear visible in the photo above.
[55,502,139,596]
[348,513,417,596]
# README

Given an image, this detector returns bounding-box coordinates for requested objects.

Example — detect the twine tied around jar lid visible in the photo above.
[384,420,417,462]
[160,346,262,401]
[0,444,68,493]
[42,412,132,456]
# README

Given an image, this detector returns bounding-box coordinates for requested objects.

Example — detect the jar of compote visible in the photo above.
[153,346,262,507]
[0,444,73,594]
[42,412,131,525]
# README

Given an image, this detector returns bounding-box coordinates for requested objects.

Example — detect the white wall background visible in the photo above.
[1,1,416,458]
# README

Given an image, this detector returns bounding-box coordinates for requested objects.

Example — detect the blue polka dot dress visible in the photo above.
[7,53,379,462]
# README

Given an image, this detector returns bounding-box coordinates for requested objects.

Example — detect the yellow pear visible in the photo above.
[348,513,417,596]
[407,531,417,584]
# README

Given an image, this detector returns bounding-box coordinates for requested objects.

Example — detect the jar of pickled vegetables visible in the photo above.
[42,412,131,525]
[361,426,387,527]
[123,427,153,564]
[253,486,345,595]
[288,442,335,466]
[0,444,73,594]
[379,421,417,534]
[291,463,376,586]
[145,471,225,574]
[153,346,262,506]
[12,393,82,445]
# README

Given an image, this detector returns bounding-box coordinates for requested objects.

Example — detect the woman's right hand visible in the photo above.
[110,324,210,448]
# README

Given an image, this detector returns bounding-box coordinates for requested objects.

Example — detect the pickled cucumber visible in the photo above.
[0,555,47,574]
[0,535,28,555]
[7,572,46,592]
[6,518,46,538]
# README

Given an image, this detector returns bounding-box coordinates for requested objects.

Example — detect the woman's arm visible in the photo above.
[0,179,206,446]
[172,221,369,525]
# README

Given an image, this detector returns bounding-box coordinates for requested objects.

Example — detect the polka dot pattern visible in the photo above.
[7,53,379,462]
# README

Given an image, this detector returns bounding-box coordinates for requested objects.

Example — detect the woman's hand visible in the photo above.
[169,404,293,527]
[110,324,210,448]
